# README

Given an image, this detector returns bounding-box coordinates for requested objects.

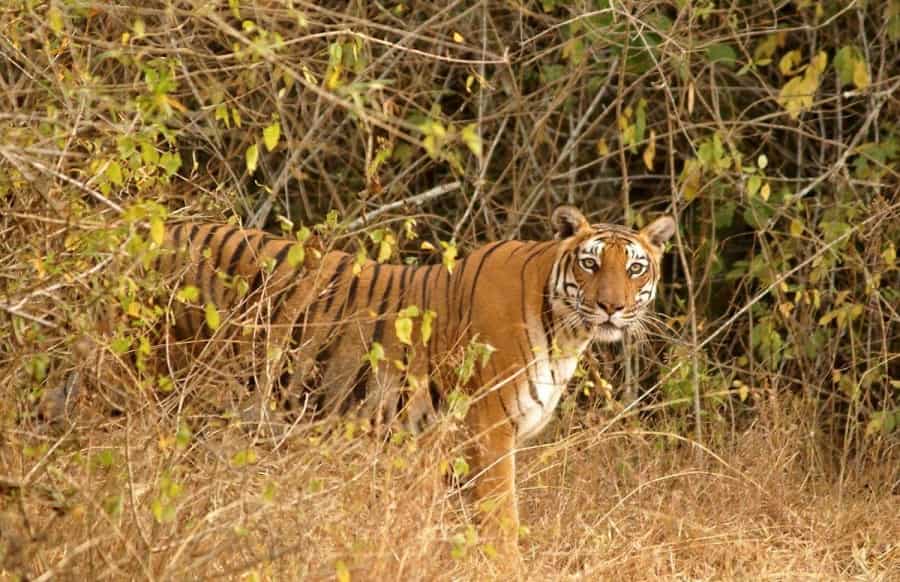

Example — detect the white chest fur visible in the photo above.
[515,355,577,440]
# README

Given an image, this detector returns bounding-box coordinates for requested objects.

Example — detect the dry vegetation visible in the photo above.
[1,0,899,580]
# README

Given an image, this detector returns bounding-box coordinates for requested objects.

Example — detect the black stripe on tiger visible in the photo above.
[518,241,556,360]
[322,255,352,314]
[204,225,237,306]
[370,269,396,346]
[366,263,383,304]
[496,391,519,432]
[461,241,510,333]
[515,340,542,406]
[540,288,557,385]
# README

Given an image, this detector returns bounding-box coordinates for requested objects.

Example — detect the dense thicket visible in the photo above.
[1,1,897,578]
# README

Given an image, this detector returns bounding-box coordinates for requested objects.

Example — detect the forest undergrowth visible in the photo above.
[1,1,898,579]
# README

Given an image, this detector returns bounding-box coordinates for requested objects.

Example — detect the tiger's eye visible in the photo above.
[580,257,597,271]
[628,263,646,276]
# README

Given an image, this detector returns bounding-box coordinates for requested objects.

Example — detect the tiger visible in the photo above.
[90,205,675,556]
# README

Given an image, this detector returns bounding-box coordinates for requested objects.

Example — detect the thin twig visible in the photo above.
[345,181,462,231]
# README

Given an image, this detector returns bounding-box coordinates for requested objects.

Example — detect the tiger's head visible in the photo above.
[550,205,676,343]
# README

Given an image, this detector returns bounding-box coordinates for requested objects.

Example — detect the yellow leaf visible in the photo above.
[245,144,259,173]
[778,50,803,75]
[441,242,457,273]
[150,217,165,245]
[205,302,221,331]
[852,60,870,89]
[759,182,771,201]
[753,34,779,63]
[642,130,656,171]
[808,51,828,76]
[420,241,435,251]
[461,123,482,157]
[596,138,609,156]
[377,233,395,263]
[452,31,464,43]
[777,75,817,119]
[882,242,896,266]
[790,219,804,237]
[421,310,435,346]
[326,65,343,90]
[176,285,200,303]
[680,158,702,202]
[165,95,187,113]
[335,560,351,582]
[48,7,64,36]
[263,121,281,151]
[395,316,413,346]
[32,257,46,278]
[106,161,124,186]
[287,243,305,268]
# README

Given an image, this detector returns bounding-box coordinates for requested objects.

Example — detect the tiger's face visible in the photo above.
[551,206,675,343]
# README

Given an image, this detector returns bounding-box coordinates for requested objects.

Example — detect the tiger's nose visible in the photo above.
[597,301,624,314]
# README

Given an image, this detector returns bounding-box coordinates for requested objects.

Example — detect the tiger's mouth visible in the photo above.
[578,312,632,339]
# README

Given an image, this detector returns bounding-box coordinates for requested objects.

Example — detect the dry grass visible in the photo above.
[2,0,899,579]
[2,395,897,580]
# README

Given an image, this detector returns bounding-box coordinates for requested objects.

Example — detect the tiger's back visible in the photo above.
[157,221,567,436]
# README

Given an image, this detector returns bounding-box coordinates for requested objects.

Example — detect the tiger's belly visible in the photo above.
[515,355,579,441]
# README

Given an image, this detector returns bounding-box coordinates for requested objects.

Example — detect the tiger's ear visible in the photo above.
[551,206,590,238]
[640,215,676,250]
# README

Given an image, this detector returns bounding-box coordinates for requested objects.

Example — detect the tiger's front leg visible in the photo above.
[467,391,522,561]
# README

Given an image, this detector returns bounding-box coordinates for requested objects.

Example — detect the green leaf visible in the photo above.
[151,498,176,523]
[634,99,647,148]
[159,152,181,177]
[231,449,257,467]
[363,342,385,369]
[106,161,124,186]
[110,336,132,354]
[245,144,259,173]
[399,305,420,318]
[451,456,470,477]
[176,285,200,303]
[889,2,900,41]
[395,316,413,346]
[48,7,64,36]
[747,175,762,197]
[834,46,860,86]
[706,43,737,67]
[263,121,281,151]
[140,141,160,165]
[28,354,49,382]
